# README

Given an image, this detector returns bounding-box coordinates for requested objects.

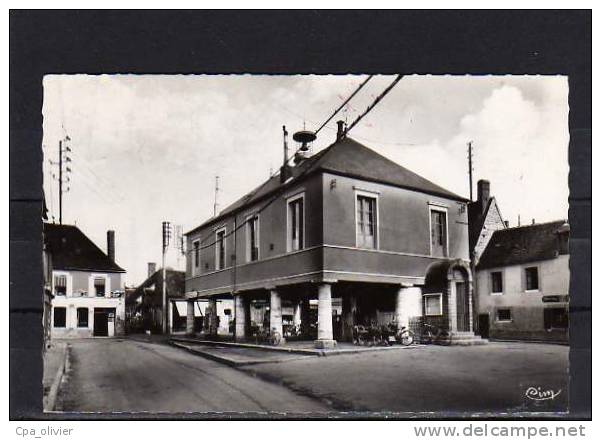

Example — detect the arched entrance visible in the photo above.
[424,259,473,334]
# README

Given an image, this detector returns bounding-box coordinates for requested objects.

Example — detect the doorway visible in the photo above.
[478,314,490,338]
[456,282,470,332]
[93,308,116,337]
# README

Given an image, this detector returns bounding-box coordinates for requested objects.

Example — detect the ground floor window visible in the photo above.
[77,308,89,328]
[53,307,66,328]
[424,294,442,316]
[544,307,568,330]
[496,308,512,322]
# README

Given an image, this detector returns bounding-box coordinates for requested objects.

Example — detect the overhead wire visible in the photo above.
[186,75,404,255]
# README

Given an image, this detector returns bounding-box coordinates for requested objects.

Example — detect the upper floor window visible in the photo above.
[54,274,67,296]
[246,215,259,262]
[490,271,503,294]
[193,240,200,270]
[94,277,106,297]
[215,228,226,270]
[525,266,539,291]
[430,208,448,257]
[356,194,378,249]
[287,194,304,252]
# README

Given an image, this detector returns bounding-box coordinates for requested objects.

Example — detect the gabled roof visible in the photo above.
[468,196,505,253]
[187,136,467,234]
[477,220,569,270]
[127,269,185,306]
[44,223,125,273]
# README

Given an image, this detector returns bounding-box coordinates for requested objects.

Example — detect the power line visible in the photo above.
[314,75,373,135]
[344,74,403,136]
[189,76,402,254]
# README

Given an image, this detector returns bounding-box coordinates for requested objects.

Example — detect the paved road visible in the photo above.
[241,342,569,414]
[58,338,329,414]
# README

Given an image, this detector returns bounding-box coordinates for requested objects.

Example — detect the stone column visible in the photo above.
[208,298,218,336]
[315,283,337,348]
[269,290,283,340]
[293,301,302,327]
[234,295,247,341]
[395,286,422,328]
[186,300,195,336]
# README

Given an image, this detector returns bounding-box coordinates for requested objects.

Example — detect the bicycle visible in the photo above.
[253,326,282,346]
[420,323,452,346]
[386,322,415,346]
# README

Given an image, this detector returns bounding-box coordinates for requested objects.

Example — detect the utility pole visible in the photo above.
[468,141,474,202]
[59,140,63,224]
[162,221,171,335]
[51,136,72,224]
[213,176,220,217]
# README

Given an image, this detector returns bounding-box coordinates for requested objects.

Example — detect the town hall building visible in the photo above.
[184,128,482,347]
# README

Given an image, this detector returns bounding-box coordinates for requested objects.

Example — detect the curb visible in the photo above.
[43,343,69,412]
[169,341,306,366]
[170,337,421,357]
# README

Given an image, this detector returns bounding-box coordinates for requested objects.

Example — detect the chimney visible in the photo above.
[107,230,115,262]
[532,218,536,225]
[336,120,346,141]
[477,180,490,214]
[280,125,290,184]
[504,220,509,228]
[147,262,157,278]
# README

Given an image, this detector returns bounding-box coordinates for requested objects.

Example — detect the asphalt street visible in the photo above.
[57,338,329,414]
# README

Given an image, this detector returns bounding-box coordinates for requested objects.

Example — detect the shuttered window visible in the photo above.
[288,195,304,252]
[356,195,377,249]
[94,277,106,297]
[54,275,67,296]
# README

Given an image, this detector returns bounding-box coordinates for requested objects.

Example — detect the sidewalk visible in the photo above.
[42,341,68,411]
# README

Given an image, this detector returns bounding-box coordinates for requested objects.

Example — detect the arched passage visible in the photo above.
[424,259,473,334]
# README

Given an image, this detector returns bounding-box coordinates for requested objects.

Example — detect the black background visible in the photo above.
[9,10,591,420]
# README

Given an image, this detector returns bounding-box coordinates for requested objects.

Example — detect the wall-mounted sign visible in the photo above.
[542,295,569,303]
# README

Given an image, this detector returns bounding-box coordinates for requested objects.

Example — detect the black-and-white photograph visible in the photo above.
[40,73,571,415]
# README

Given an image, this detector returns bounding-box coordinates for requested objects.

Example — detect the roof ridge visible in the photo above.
[496,219,568,232]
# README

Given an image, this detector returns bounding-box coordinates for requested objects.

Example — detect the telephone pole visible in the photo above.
[213,176,220,217]
[468,141,474,202]
[59,140,63,223]
[162,221,172,334]
[50,136,72,224]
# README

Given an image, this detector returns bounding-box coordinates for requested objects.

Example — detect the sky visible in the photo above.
[42,75,569,285]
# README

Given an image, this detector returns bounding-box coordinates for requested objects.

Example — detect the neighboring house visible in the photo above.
[468,180,507,265]
[185,130,481,347]
[125,264,194,334]
[44,224,126,338]
[476,220,570,342]
[468,179,507,333]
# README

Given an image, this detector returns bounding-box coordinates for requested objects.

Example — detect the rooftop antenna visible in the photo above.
[213,175,220,217]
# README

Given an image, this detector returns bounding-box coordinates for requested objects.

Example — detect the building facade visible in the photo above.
[45,224,126,338]
[185,134,481,347]
[476,220,570,342]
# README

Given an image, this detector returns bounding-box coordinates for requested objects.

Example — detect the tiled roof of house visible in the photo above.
[44,223,125,273]
[477,220,569,270]
[127,269,185,306]
[187,136,466,234]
